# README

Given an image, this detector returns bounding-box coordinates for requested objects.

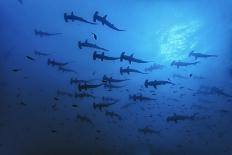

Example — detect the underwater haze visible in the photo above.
[1,0,232,155]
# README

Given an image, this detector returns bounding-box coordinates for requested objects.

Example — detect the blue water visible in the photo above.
[1,0,232,155]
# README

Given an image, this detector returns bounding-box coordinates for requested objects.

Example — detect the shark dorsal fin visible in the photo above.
[85,40,88,43]
[174,113,177,116]
[102,52,104,56]
[130,54,134,58]
[71,12,74,16]
[127,66,129,69]
[103,15,107,20]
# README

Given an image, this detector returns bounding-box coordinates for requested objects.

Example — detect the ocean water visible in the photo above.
[1,0,232,155]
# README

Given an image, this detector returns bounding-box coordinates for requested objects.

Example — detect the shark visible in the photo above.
[173,74,188,79]
[93,51,119,61]
[74,92,95,99]
[58,66,77,74]
[120,52,151,64]
[93,102,115,111]
[171,60,199,68]
[210,87,232,98]
[129,94,155,102]
[166,113,198,123]
[76,114,94,125]
[105,111,122,120]
[138,127,160,135]
[64,12,95,24]
[104,83,126,90]
[70,78,94,85]
[34,29,62,37]
[102,96,119,103]
[34,50,52,56]
[120,66,147,75]
[78,40,108,51]
[93,11,125,31]
[78,82,102,91]
[144,80,174,89]
[144,63,164,72]
[102,75,129,83]
[189,51,217,60]
[47,59,69,67]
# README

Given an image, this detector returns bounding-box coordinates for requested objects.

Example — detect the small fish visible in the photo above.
[92,33,97,40]
[26,56,35,61]
[54,97,59,101]
[12,69,21,72]
[72,104,78,108]
[189,74,193,77]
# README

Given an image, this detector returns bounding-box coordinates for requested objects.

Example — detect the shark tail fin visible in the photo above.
[78,84,82,91]
[47,58,51,66]
[93,51,97,60]
[144,80,148,88]
[189,51,194,57]
[194,61,200,65]
[120,52,125,62]
[64,13,68,22]
[120,67,123,75]
[78,41,82,49]
[101,52,104,61]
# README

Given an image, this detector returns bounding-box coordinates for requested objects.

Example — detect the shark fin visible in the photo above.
[71,12,74,16]
[103,15,107,20]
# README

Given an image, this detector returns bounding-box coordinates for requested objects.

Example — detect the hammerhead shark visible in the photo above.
[129,94,155,102]
[93,51,119,61]
[144,63,164,72]
[145,80,174,89]
[210,87,232,98]
[166,113,198,123]
[58,66,77,74]
[102,96,119,103]
[189,51,217,60]
[76,114,93,125]
[78,82,102,91]
[171,60,199,68]
[34,50,52,56]
[47,59,69,67]
[120,66,147,75]
[34,29,62,37]
[138,127,160,135]
[104,83,126,90]
[70,78,94,85]
[64,12,95,24]
[93,11,125,31]
[102,75,129,83]
[74,92,95,99]
[120,52,151,64]
[78,40,108,51]
[93,102,115,111]
[105,111,122,120]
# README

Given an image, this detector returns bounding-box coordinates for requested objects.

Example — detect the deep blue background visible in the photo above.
[0,0,232,155]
